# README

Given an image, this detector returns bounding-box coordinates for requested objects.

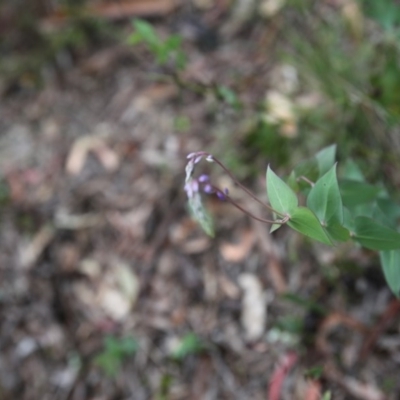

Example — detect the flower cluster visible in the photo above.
[184,152,228,201]
[184,151,283,236]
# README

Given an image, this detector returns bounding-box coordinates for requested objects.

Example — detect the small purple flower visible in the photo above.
[198,174,210,183]
[187,152,208,164]
[216,190,226,201]
[185,152,208,183]
[184,179,199,198]
[203,184,214,194]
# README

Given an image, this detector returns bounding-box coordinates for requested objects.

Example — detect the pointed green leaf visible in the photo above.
[188,193,214,237]
[354,216,400,250]
[351,203,375,218]
[293,158,319,181]
[287,170,299,192]
[267,166,298,215]
[327,222,350,242]
[372,202,395,228]
[377,198,400,222]
[315,144,336,176]
[342,207,355,232]
[292,158,319,193]
[341,159,365,182]
[132,19,160,47]
[270,224,281,233]
[380,250,400,297]
[287,207,332,245]
[340,180,381,207]
[307,164,343,226]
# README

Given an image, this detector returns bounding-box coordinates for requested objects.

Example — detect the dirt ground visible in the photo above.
[1,1,400,399]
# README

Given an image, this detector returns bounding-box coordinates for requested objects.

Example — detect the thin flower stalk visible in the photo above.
[185,152,289,226]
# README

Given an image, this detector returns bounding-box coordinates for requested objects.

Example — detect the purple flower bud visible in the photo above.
[187,151,208,164]
[206,155,214,162]
[216,191,226,201]
[198,174,210,183]
[203,184,214,194]
[184,179,199,199]
[224,188,229,195]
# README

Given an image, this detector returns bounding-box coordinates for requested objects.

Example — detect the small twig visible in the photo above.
[359,299,400,361]
[223,194,289,225]
[209,155,286,217]
[298,175,315,187]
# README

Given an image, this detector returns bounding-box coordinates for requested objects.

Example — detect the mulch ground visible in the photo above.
[0,2,399,399]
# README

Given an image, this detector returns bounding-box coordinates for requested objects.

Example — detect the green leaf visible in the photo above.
[188,192,214,237]
[276,315,304,334]
[373,202,395,228]
[304,365,324,380]
[322,391,332,400]
[377,198,400,222]
[132,19,160,47]
[341,159,365,181]
[217,86,241,109]
[307,164,343,226]
[94,336,137,377]
[380,250,400,297]
[164,35,183,51]
[270,213,282,233]
[293,158,319,180]
[266,165,298,215]
[340,179,381,207]
[292,158,319,192]
[171,333,204,360]
[315,144,336,176]
[354,216,400,250]
[287,207,332,245]
[342,207,355,231]
[286,170,299,192]
[326,222,350,242]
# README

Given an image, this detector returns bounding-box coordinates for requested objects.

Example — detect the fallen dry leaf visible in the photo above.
[74,258,139,322]
[41,0,181,31]
[55,210,102,230]
[259,0,286,18]
[66,135,120,176]
[263,90,298,137]
[181,237,211,254]
[218,274,241,299]
[65,136,93,176]
[303,380,322,400]
[324,361,385,400]
[238,273,266,341]
[91,143,119,172]
[341,0,364,39]
[220,229,256,262]
[132,84,178,113]
[98,259,140,321]
[19,225,55,269]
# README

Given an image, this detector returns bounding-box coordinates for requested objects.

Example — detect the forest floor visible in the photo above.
[0,1,399,399]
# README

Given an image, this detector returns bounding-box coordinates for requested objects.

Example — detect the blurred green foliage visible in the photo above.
[128,19,186,70]
[228,0,400,197]
[170,333,204,360]
[0,6,117,89]
[94,335,137,377]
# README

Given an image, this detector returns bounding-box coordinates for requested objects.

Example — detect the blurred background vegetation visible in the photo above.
[2,0,400,186]
[1,0,400,398]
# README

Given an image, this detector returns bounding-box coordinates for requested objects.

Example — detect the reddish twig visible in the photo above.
[359,299,400,361]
